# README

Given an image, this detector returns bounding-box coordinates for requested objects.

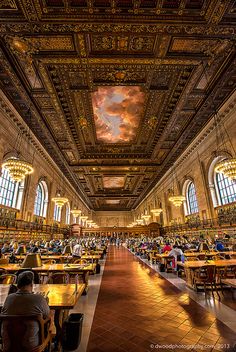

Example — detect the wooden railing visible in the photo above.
[0,216,70,235]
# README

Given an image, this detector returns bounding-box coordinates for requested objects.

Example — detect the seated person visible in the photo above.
[1,271,50,350]
[215,240,225,252]
[72,242,83,258]
[162,242,172,253]
[168,245,183,270]
[196,241,210,252]
[1,243,9,254]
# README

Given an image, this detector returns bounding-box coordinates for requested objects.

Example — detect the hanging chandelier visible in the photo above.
[80,215,88,221]
[52,193,68,208]
[70,209,82,217]
[141,215,151,221]
[151,208,163,216]
[2,157,34,182]
[215,158,236,180]
[169,195,186,207]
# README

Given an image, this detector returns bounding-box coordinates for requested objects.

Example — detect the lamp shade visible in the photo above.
[21,253,42,268]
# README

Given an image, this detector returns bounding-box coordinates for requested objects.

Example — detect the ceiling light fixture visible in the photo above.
[168,167,186,207]
[52,193,68,208]
[2,156,34,182]
[70,208,82,217]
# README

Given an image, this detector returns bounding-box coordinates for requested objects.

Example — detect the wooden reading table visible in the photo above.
[0,283,85,351]
[177,259,236,290]
[0,263,96,293]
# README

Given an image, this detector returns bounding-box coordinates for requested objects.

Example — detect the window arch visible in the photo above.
[33,180,48,217]
[183,179,199,215]
[208,155,236,207]
[0,168,24,209]
[65,202,70,225]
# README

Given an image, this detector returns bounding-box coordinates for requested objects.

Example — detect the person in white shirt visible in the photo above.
[72,242,83,257]
[168,245,183,270]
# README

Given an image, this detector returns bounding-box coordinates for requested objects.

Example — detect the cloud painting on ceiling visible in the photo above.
[103,176,125,188]
[92,86,145,143]
[105,200,120,204]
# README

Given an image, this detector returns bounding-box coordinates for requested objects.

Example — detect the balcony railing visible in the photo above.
[0,216,70,235]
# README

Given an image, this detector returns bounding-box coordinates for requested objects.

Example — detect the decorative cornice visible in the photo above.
[136,90,236,209]
[0,91,90,211]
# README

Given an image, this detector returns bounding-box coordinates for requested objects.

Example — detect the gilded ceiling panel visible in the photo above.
[0,1,18,10]
[0,1,235,210]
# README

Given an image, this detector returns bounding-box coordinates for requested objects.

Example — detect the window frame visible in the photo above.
[0,168,23,209]
[186,182,199,215]
[33,180,49,218]
[215,171,236,206]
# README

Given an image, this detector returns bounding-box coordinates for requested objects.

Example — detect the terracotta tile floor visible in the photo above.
[87,247,236,352]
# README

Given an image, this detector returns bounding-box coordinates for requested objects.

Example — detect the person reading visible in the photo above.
[1,271,50,350]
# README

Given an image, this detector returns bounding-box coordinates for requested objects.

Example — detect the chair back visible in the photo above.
[197,254,206,260]
[202,265,216,281]
[185,256,199,261]
[0,314,51,352]
[48,272,69,284]
[0,274,17,284]
[43,260,56,265]
[73,259,88,265]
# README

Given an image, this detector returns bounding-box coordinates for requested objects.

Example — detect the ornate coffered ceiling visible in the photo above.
[0,0,236,210]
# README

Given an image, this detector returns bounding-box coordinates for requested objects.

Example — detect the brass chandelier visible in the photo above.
[169,195,186,207]
[52,188,68,208]
[168,167,186,207]
[215,158,236,180]
[70,208,82,217]
[2,156,34,182]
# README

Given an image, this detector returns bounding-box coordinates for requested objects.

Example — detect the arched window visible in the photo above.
[65,203,70,225]
[183,180,199,215]
[0,168,24,209]
[33,180,48,217]
[208,155,236,207]
[54,205,61,222]
[187,182,199,214]
[215,172,236,205]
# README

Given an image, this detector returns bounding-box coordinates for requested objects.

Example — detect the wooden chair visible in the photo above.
[39,260,56,284]
[193,265,220,298]
[185,256,199,261]
[197,254,206,260]
[73,259,88,265]
[0,314,51,352]
[0,274,17,284]
[0,259,9,265]
[48,272,69,284]
[217,265,236,296]
[43,260,56,264]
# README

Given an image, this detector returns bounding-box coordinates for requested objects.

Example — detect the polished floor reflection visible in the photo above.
[87,246,236,352]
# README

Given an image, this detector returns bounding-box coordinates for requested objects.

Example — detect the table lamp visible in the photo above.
[21,253,42,268]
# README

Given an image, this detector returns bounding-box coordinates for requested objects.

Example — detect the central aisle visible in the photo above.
[87,246,235,352]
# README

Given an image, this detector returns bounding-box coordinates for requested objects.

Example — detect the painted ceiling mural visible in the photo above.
[92,86,145,144]
[103,176,125,188]
[105,200,120,204]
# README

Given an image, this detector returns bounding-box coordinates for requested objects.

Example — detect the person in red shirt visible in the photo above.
[162,242,172,253]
